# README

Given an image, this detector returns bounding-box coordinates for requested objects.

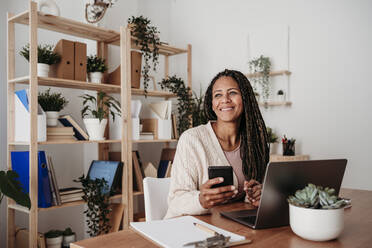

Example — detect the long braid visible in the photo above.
[204,69,269,183]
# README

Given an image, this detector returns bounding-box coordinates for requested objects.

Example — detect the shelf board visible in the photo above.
[245,70,291,78]
[8,204,30,214]
[258,101,292,107]
[133,139,178,143]
[9,76,121,93]
[131,88,176,98]
[9,139,121,145]
[38,194,123,212]
[133,191,144,196]
[8,11,187,55]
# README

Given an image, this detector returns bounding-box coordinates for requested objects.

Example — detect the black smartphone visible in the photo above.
[208,166,233,188]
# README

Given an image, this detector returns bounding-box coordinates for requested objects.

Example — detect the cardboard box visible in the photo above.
[15,227,46,248]
[50,39,74,79]
[74,41,87,81]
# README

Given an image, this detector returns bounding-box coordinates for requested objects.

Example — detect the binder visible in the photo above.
[51,39,74,80]
[11,151,53,208]
[74,41,87,81]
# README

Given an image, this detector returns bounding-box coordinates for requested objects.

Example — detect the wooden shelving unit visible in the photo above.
[7,2,191,247]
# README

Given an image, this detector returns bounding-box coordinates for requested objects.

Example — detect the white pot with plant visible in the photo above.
[267,127,278,154]
[248,55,271,102]
[45,229,63,248]
[80,91,121,140]
[20,43,61,77]
[288,183,349,242]
[87,55,107,83]
[38,88,68,126]
[277,89,285,102]
[62,227,76,248]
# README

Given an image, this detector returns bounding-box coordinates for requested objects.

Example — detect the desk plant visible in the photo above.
[20,43,61,77]
[75,175,111,236]
[38,88,68,126]
[87,55,108,83]
[248,55,271,101]
[128,16,160,94]
[80,91,121,140]
[62,227,76,247]
[0,170,31,209]
[45,229,63,248]
[288,184,348,241]
[267,127,278,154]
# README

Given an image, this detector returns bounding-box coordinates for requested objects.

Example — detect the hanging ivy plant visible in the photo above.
[128,16,160,95]
[75,175,111,237]
[159,76,208,135]
[248,55,271,101]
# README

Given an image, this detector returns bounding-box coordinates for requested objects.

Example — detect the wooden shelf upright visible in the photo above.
[7,1,192,247]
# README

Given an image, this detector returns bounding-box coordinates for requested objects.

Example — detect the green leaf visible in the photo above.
[0,171,31,209]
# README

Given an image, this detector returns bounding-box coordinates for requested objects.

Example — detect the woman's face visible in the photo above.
[212,76,243,123]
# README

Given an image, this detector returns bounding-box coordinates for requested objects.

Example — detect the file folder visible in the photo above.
[51,39,74,80]
[74,41,87,81]
[11,151,53,208]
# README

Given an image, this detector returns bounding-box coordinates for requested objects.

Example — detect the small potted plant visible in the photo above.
[62,227,76,248]
[288,184,349,241]
[45,229,63,248]
[19,44,61,77]
[87,55,107,83]
[277,89,285,102]
[38,88,68,126]
[266,127,278,154]
[248,55,271,101]
[80,91,121,140]
[128,16,160,94]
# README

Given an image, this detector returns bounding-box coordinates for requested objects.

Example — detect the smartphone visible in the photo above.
[208,166,233,188]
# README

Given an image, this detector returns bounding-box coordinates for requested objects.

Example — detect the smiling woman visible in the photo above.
[164,69,269,219]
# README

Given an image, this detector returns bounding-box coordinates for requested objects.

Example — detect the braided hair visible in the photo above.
[204,69,269,183]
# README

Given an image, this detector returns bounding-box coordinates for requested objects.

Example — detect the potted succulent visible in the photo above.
[248,55,271,101]
[45,229,63,248]
[87,55,108,83]
[128,16,160,94]
[288,184,348,241]
[80,91,121,140]
[38,88,68,126]
[62,227,76,248]
[19,43,61,77]
[277,89,285,102]
[266,127,278,154]
[0,170,31,209]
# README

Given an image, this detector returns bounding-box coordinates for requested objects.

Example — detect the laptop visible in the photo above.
[221,159,347,229]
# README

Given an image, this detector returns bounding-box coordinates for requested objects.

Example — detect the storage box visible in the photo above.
[141,118,172,140]
[14,89,46,142]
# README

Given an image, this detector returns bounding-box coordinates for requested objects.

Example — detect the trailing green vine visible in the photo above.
[128,16,160,95]
[75,175,111,237]
[248,55,271,101]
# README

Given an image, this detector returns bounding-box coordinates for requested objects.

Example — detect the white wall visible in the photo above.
[167,0,372,190]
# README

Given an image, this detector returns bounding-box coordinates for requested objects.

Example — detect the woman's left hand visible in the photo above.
[244,179,262,207]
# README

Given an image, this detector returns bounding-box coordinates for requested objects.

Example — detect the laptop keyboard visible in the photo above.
[239,215,257,224]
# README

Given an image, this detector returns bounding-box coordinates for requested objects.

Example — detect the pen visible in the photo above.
[193,222,218,235]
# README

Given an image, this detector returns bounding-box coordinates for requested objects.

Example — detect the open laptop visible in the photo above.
[221,159,347,229]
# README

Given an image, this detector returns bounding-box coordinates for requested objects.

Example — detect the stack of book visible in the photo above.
[59,187,84,203]
[47,127,75,142]
[139,132,155,140]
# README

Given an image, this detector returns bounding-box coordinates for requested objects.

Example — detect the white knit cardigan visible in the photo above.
[164,121,239,219]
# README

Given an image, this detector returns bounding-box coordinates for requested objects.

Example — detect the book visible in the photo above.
[47,135,76,142]
[47,127,74,135]
[11,151,53,208]
[58,115,89,140]
[165,162,172,178]
[47,156,61,205]
[140,132,154,140]
[61,196,84,203]
[45,154,57,206]
[61,192,84,201]
[132,151,144,192]
[130,216,245,248]
[59,187,83,195]
[143,162,157,178]
[157,160,172,178]
[171,114,179,139]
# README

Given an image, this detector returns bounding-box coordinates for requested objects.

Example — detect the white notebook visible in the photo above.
[130,216,245,248]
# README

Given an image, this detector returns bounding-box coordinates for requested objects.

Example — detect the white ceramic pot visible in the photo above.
[289,204,344,241]
[38,63,50,77]
[277,94,285,102]
[89,72,103,83]
[46,236,63,248]
[62,234,76,248]
[45,111,59,126]
[83,118,107,140]
[269,142,278,154]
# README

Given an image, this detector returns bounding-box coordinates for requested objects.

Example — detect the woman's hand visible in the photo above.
[199,177,238,209]
[244,179,262,207]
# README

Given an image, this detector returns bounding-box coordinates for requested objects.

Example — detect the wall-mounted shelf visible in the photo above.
[133,139,178,144]
[258,101,292,107]
[245,70,291,78]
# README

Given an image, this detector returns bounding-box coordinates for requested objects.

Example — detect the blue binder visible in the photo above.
[11,151,53,208]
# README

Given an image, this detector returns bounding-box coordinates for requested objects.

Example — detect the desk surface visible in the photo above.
[71,188,372,248]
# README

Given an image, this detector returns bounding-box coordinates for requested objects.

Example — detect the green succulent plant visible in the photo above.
[87,55,107,73]
[288,183,348,209]
[38,88,68,112]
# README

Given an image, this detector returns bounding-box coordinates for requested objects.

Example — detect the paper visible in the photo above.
[148,101,171,120]
[130,216,245,248]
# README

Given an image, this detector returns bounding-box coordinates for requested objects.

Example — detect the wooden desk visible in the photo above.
[71,188,372,248]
